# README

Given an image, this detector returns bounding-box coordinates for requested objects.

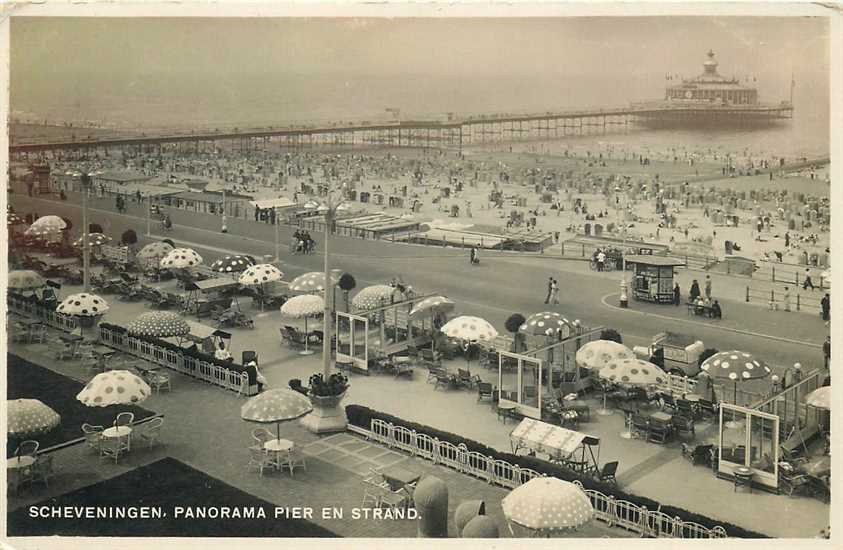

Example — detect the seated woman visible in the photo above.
[694,296,706,315]
[214,341,233,361]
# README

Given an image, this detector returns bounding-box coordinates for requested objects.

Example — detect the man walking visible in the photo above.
[550,278,560,305]
[704,275,712,300]
[596,249,606,272]
[544,277,553,304]
[821,293,830,321]
[689,279,701,302]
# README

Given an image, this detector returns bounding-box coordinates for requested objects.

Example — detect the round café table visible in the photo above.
[733,466,754,493]
[7,456,35,470]
[497,403,517,424]
[103,425,133,450]
[264,439,294,470]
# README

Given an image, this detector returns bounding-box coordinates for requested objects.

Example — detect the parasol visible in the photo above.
[73,233,112,248]
[210,254,256,274]
[7,212,25,227]
[804,386,830,410]
[137,241,174,260]
[241,388,313,441]
[8,270,47,291]
[56,293,110,317]
[440,315,498,342]
[600,358,667,387]
[160,248,203,269]
[576,340,634,415]
[7,399,61,438]
[30,215,67,231]
[238,264,284,286]
[351,284,395,311]
[288,270,341,293]
[519,312,575,337]
[280,294,325,355]
[76,370,151,407]
[127,311,191,338]
[408,295,455,319]
[24,224,62,242]
[700,350,772,428]
[502,477,593,536]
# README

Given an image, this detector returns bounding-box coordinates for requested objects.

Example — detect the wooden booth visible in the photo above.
[626,255,685,304]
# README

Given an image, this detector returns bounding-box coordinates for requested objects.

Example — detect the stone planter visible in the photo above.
[300,392,347,434]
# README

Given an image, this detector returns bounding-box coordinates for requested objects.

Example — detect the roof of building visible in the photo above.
[95,170,153,183]
[625,255,685,267]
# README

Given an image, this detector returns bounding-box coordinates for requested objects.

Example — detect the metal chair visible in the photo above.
[595,461,619,485]
[31,454,55,487]
[82,423,104,451]
[477,382,494,402]
[115,412,135,428]
[138,417,164,447]
[248,446,273,476]
[16,440,40,457]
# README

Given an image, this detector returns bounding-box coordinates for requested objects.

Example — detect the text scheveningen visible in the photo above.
[29,506,418,520]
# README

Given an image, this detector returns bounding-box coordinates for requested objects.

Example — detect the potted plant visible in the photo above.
[300,372,350,434]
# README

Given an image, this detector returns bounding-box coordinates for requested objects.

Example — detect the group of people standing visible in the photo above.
[544,277,560,305]
[673,275,722,318]
[291,229,315,254]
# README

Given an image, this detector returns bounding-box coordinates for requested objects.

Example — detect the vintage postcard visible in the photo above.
[1,3,839,549]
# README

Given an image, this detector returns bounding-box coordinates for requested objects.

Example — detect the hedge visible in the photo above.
[345,404,768,538]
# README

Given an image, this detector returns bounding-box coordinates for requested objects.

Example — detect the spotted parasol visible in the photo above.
[520,312,575,337]
[56,293,110,317]
[8,270,47,291]
[7,211,25,226]
[600,358,667,386]
[160,247,203,269]
[440,315,499,343]
[76,370,151,407]
[210,254,256,274]
[502,477,593,535]
[136,241,174,260]
[241,388,313,441]
[24,224,62,242]
[288,271,341,293]
[7,399,61,438]
[73,233,112,248]
[238,264,284,286]
[408,295,456,319]
[351,284,395,311]
[700,350,772,382]
[575,340,634,372]
[127,311,191,338]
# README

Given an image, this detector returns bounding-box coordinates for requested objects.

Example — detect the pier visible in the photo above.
[9,102,794,156]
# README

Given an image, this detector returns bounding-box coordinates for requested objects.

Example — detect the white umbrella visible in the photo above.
[127,311,191,338]
[160,248,203,269]
[351,284,395,311]
[73,233,112,248]
[575,340,634,372]
[241,389,313,441]
[288,271,340,293]
[281,294,325,355]
[30,215,67,231]
[805,386,831,410]
[56,293,110,317]
[137,241,174,260]
[239,264,284,286]
[502,477,593,536]
[440,315,498,342]
[409,295,455,319]
[600,358,667,386]
[76,370,151,407]
[24,224,62,242]
[240,264,285,311]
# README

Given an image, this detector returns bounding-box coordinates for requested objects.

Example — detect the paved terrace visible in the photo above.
[4,264,830,537]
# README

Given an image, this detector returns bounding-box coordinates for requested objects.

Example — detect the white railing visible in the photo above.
[350,418,731,539]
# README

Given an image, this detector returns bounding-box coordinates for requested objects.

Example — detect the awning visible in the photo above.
[187,278,241,292]
[249,198,297,210]
[509,418,597,460]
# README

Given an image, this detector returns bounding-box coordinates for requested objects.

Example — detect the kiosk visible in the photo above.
[626,255,685,304]
[183,278,240,319]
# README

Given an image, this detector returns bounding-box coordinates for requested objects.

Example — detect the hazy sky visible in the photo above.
[9,17,829,125]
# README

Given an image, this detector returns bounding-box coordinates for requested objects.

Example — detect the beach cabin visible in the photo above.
[626,255,685,304]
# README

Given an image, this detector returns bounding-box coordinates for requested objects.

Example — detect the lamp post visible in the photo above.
[274,206,281,263]
[81,173,90,291]
[320,183,347,377]
[616,186,629,308]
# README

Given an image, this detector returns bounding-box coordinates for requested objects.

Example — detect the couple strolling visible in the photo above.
[544,277,560,305]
